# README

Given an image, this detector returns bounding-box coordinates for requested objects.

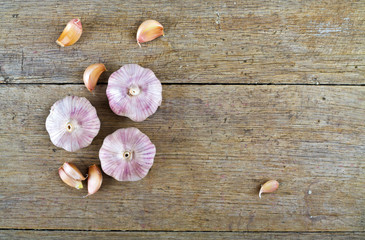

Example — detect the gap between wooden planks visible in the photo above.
[0,230,364,240]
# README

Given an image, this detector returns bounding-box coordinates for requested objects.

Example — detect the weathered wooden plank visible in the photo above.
[0,85,363,231]
[0,230,364,240]
[0,0,364,84]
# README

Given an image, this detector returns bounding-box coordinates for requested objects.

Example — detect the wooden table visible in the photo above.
[1,0,364,239]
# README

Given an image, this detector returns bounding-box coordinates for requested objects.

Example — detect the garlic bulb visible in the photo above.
[106,64,162,122]
[99,128,156,181]
[46,96,101,152]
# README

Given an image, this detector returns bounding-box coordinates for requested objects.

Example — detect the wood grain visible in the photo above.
[0,85,363,231]
[0,230,364,240]
[0,0,364,84]
[0,0,364,236]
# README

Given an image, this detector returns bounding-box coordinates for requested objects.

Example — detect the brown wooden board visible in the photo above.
[1,0,364,237]
[0,0,364,84]
[0,85,363,231]
[0,230,364,240]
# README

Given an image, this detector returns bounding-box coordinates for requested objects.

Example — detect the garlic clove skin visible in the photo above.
[99,128,156,181]
[56,18,82,47]
[46,96,101,152]
[83,63,106,92]
[62,162,86,181]
[259,180,279,198]
[85,164,103,197]
[106,64,162,122]
[136,20,164,46]
[58,167,83,189]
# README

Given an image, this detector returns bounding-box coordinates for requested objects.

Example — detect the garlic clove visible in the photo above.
[136,20,164,46]
[58,167,83,189]
[62,162,86,181]
[85,164,103,197]
[259,180,279,198]
[46,96,101,152]
[106,64,162,122]
[99,127,156,181]
[56,18,82,47]
[83,63,106,92]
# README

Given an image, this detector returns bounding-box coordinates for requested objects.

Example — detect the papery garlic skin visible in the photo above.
[62,162,86,181]
[137,20,164,46]
[86,164,103,197]
[46,96,100,152]
[59,167,83,189]
[106,64,162,122]
[99,128,156,181]
[259,180,279,198]
[83,63,106,92]
[56,18,82,47]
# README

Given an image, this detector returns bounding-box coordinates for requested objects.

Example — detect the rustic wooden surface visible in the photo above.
[0,85,364,232]
[1,230,364,240]
[0,0,364,239]
[0,0,364,84]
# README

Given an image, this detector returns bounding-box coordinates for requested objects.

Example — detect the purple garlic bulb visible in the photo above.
[46,96,101,152]
[99,127,156,181]
[106,64,162,122]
